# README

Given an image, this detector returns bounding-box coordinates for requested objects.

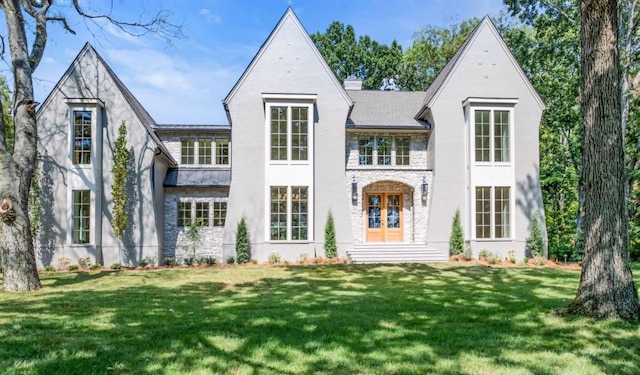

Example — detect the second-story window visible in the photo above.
[198,138,212,165]
[215,138,229,165]
[358,136,410,166]
[181,139,195,164]
[269,105,311,162]
[73,111,92,164]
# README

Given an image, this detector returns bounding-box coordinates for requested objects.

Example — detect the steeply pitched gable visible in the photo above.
[416,16,545,117]
[37,43,176,165]
[223,7,353,118]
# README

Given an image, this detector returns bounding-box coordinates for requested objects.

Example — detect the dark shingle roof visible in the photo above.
[346,90,430,129]
[153,124,231,132]
[164,168,231,187]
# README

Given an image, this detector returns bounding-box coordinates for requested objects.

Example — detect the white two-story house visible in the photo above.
[34,8,545,267]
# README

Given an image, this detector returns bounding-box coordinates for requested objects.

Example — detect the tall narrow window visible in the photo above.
[291,186,308,240]
[72,190,90,244]
[215,138,229,165]
[270,186,287,240]
[475,187,491,239]
[198,138,212,165]
[195,202,210,226]
[291,107,308,161]
[475,110,490,162]
[377,137,391,165]
[181,139,195,164]
[73,111,92,164]
[271,107,287,160]
[395,137,410,165]
[494,187,510,238]
[494,111,510,162]
[213,202,227,226]
[359,136,374,165]
[178,201,191,227]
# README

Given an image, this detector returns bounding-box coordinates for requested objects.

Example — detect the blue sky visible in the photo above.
[2,0,507,124]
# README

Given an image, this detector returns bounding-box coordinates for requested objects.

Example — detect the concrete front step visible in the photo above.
[348,243,448,264]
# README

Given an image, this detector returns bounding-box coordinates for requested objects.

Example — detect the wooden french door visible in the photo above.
[366,193,403,242]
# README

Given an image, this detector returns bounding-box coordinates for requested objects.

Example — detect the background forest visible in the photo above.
[311,1,640,261]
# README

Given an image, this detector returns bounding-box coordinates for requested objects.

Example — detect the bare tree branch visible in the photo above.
[46,16,76,35]
[21,0,51,71]
[71,0,183,41]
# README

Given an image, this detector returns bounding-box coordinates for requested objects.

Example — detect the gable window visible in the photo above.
[359,136,411,166]
[73,111,92,164]
[270,186,309,241]
[72,190,90,244]
[475,186,511,239]
[181,139,195,164]
[215,138,229,165]
[268,104,312,162]
[474,109,511,163]
[213,202,227,226]
[198,139,212,165]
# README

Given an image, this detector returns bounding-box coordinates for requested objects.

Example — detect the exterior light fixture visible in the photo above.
[351,175,358,202]
[421,177,429,202]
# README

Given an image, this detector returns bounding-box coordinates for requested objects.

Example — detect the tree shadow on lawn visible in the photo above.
[1,264,638,374]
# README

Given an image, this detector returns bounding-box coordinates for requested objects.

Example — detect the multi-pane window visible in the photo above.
[198,139,212,165]
[395,137,410,165]
[359,136,410,166]
[73,111,92,164]
[474,109,510,163]
[215,138,229,165]
[475,187,491,239]
[270,186,309,241]
[213,202,227,226]
[377,137,391,165]
[177,201,192,227]
[494,111,510,162]
[181,139,195,164]
[195,202,210,226]
[269,105,310,161]
[359,137,374,165]
[475,186,511,239]
[72,190,90,244]
[291,186,308,240]
[475,111,490,162]
[270,186,287,240]
[271,107,288,160]
[494,187,510,238]
[291,107,308,161]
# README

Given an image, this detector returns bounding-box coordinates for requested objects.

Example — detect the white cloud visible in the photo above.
[199,9,221,23]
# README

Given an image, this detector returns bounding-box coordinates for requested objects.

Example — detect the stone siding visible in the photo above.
[345,131,432,244]
[158,131,230,166]
[163,187,229,263]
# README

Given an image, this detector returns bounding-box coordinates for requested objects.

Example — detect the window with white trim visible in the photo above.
[213,202,227,226]
[73,111,92,164]
[181,137,229,166]
[72,190,91,244]
[475,186,511,239]
[270,186,308,241]
[359,136,410,166]
[474,109,511,163]
[268,105,312,162]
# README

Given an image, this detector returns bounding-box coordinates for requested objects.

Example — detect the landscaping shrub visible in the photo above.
[184,257,197,267]
[89,264,102,270]
[226,256,236,264]
[44,265,55,272]
[164,257,177,267]
[478,249,491,261]
[449,209,464,255]
[324,210,337,258]
[235,216,250,264]
[268,251,281,265]
[526,213,544,258]
[67,264,80,271]
[202,256,217,266]
[110,263,122,270]
[298,251,310,264]
[78,257,91,269]
[138,256,155,268]
[57,256,70,271]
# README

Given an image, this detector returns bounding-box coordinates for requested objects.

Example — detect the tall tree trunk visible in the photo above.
[0,0,41,292]
[567,0,640,320]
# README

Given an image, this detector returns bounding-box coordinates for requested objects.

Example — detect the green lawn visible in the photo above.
[1,263,639,375]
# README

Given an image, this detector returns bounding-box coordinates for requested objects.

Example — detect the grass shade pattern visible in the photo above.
[0,263,639,374]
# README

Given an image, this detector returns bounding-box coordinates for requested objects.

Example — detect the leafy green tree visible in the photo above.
[401,18,479,91]
[324,210,337,258]
[111,121,130,239]
[311,22,403,89]
[235,216,250,264]
[449,209,464,255]
[183,218,202,262]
